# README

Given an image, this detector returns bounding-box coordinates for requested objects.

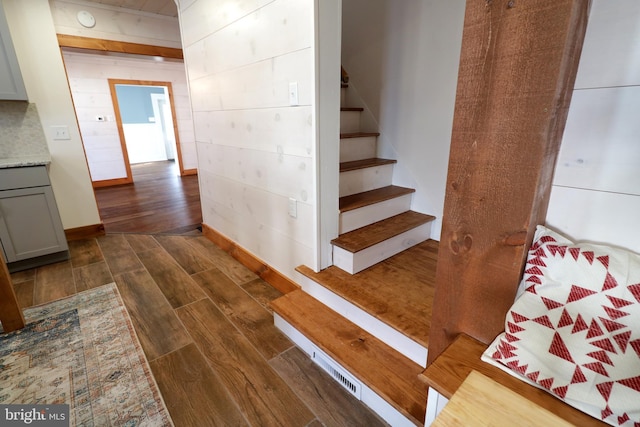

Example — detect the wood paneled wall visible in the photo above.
[62,50,197,181]
[547,0,640,254]
[179,0,317,279]
[49,0,181,49]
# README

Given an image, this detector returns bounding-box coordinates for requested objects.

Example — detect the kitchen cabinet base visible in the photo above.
[7,249,69,273]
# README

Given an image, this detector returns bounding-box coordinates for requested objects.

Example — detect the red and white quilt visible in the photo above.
[482,226,640,426]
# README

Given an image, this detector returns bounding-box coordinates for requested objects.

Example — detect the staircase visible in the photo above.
[271,70,436,426]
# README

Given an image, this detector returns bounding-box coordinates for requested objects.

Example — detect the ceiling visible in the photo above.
[85,0,178,18]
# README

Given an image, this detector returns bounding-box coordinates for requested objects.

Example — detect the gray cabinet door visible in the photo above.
[0,186,68,262]
[0,4,27,100]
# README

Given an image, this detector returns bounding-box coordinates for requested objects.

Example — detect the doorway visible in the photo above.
[108,79,186,182]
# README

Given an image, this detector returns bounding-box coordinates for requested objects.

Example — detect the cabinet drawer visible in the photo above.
[0,165,50,190]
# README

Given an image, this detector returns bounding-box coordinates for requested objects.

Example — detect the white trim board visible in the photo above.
[295,271,428,367]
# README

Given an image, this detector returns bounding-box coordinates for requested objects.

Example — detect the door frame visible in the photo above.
[108,79,186,184]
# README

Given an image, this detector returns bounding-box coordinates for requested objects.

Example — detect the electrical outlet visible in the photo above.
[51,125,70,140]
[289,82,299,106]
[288,197,297,218]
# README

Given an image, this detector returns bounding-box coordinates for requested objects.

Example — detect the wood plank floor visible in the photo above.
[9,232,388,427]
[297,238,438,348]
[93,161,202,234]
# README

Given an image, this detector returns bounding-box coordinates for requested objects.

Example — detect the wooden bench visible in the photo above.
[420,334,608,426]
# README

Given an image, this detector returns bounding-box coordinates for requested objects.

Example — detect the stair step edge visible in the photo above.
[340,185,415,213]
[340,132,380,139]
[271,289,427,425]
[340,158,397,172]
[331,211,436,253]
[341,107,364,111]
[294,264,430,353]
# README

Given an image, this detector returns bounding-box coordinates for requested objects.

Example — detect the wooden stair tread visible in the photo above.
[340,185,415,212]
[341,107,364,111]
[296,240,437,348]
[421,334,608,426]
[340,131,380,139]
[332,211,435,253]
[340,158,397,173]
[271,289,428,424]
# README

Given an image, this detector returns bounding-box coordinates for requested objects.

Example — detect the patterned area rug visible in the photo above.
[0,283,173,426]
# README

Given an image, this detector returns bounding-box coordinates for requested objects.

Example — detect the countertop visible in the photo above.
[0,154,51,169]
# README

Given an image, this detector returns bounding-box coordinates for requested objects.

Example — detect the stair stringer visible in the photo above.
[274,313,422,427]
[294,271,428,367]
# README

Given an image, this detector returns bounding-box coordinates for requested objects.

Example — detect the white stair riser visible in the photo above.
[274,313,420,427]
[339,164,394,197]
[340,194,413,234]
[333,222,432,274]
[293,272,428,367]
[340,111,361,133]
[340,136,376,162]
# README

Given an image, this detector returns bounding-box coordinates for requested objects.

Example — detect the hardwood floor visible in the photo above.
[10,232,388,426]
[93,161,202,234]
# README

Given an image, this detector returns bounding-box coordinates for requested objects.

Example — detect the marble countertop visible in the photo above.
[0,154,51,169]
[0,102,52,169]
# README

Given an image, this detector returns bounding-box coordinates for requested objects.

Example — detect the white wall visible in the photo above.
[178,0,318,278]
[341,0,466,241]
[547,0,640,254]
[49,0,181,48]
[62,50,197,180]
[2,0,101,230]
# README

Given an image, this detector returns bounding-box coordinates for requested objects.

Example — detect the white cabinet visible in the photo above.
[0,166,69,272]
[0,4,27,100]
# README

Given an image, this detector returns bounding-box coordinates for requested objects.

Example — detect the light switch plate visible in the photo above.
[52,125,70,140]
[289,82,299,106]
[288,197,297,218]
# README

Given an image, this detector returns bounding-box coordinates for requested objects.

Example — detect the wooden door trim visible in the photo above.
[57,34,183,59]
[107,79,186,179]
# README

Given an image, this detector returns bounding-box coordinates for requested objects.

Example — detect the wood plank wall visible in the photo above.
[179,0,319,278]
[547,0,640,254]
[61,50,197,182]
[428,0,590,363]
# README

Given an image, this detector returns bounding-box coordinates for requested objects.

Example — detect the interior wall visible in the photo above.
[2,0,101,230]
[62,50,197,180]
[178,0,318,278]
[546,0,640,253]
[48,0,181,48]
[341,0,466,241]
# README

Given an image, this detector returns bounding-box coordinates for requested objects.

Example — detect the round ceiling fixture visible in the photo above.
[77,11,96,28]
